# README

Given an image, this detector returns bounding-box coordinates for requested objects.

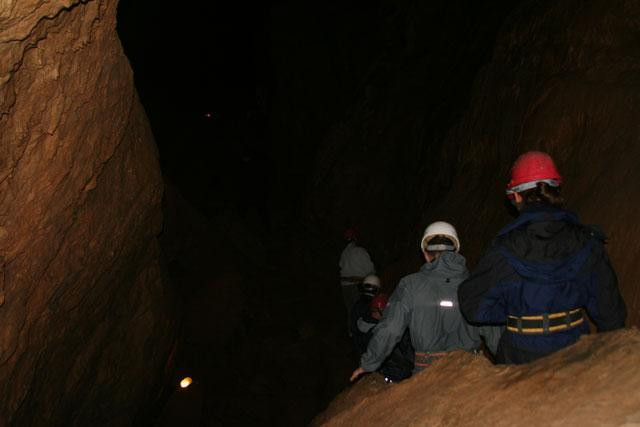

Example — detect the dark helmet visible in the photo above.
[343,228,357,241]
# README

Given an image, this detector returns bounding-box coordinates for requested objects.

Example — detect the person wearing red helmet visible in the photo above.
[505,151,563,198]
[353,293,389,357]
[353,293,414,383]
[339,229,375,336]
[458,151,626,364]
[350,274,381,348]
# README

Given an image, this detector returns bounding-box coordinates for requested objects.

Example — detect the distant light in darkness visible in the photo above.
[180,377,193,389]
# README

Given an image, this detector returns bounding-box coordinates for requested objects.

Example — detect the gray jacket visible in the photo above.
[360,252,501,372]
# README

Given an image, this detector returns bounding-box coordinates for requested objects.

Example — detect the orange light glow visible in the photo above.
[180,377,193,389]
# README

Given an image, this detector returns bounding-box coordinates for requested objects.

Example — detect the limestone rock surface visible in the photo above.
[0,0,177,424]
[315,329,640,426]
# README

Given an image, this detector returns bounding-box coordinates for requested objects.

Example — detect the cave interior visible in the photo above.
[1,0,639,425]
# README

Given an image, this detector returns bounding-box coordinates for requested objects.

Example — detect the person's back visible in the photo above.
[339,241,375,281]
[370,251,482,370]
[338,230,376,336]
[351,222,500,382]
[458,151,626,364]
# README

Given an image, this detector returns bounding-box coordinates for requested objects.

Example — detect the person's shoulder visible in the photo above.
[580,224,607,242]
[339,243,352,257]
[495,222,528,251]
[352,244,371,255]
[344,243,368,254]
[400,269,423,282]
[576,224,609,262]
[562,221,607,252]
[397,269,430,291]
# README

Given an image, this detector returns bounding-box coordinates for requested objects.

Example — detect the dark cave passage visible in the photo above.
[1,0,640,425]
[154,184,356,425]
[116,1,525,424]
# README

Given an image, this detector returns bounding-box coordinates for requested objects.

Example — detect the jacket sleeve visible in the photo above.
[460,319,503,355]
[586,242,626,331]
[458,247,510,324]
[477,325,504,355]
[360,282,411,372]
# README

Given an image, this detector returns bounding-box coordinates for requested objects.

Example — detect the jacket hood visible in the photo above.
[498,204,579,237]
[496,204,595,282]
[525,219,566,239]
[419,251,467,277]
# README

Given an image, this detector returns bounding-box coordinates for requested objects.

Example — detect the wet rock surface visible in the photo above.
[315,329,640,426]
[0,0,177,424]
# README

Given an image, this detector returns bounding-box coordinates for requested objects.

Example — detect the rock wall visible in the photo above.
[315,329,640,426]
[307,0,640,326]
[0,0,177,424]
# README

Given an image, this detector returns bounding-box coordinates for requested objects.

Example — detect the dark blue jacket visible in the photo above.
[458,204,626,364]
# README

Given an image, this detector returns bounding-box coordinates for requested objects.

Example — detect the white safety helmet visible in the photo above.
[362,274,381,287]
[361,274,381,297]
[420,221,460,253]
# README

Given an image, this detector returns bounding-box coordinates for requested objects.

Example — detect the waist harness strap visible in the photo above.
[507,308,584,334]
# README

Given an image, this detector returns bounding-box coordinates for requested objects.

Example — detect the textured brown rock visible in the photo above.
[315,329,640,426]
[0,0,177,424]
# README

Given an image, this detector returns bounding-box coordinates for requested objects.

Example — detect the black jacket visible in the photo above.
[458,204,626,364]
[351,296,374,356]
[379,328,414,382]
[354,312,414,382]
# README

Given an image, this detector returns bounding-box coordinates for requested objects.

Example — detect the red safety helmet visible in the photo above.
[343,228,357,241]
[369,293,389,312]
[506,151,563,196]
